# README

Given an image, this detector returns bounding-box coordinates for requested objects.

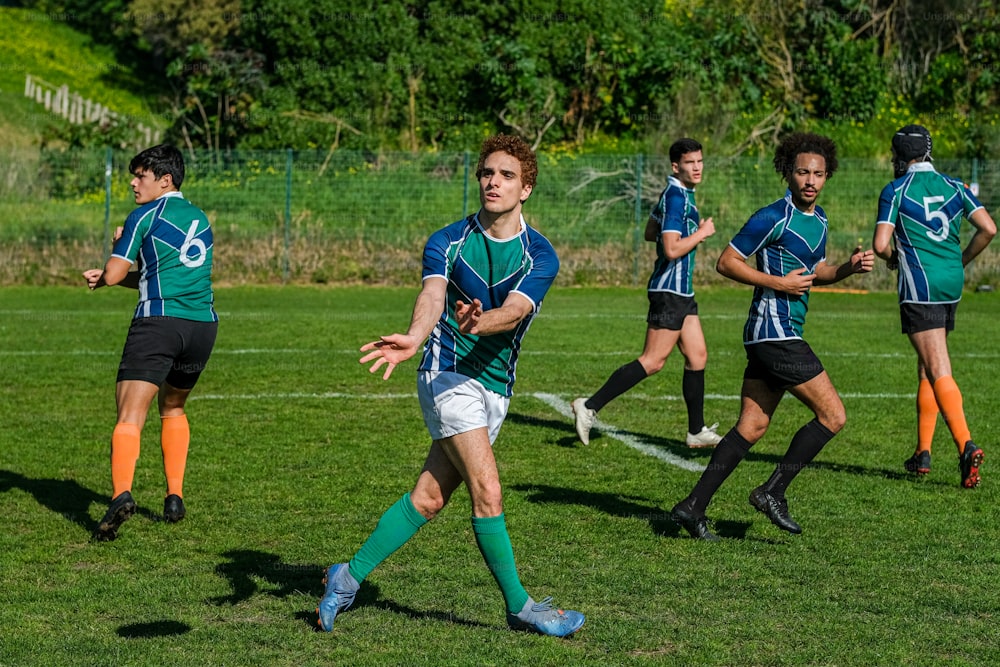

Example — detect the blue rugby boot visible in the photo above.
[507,596,585,637]
[316,563,359,632]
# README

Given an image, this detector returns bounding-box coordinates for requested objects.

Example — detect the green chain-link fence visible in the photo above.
[2,147,997,289]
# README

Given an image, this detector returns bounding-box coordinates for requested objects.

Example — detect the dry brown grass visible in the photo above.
[4,237,996,292]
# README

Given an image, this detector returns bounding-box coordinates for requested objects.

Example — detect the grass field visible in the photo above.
[2,285,998,666]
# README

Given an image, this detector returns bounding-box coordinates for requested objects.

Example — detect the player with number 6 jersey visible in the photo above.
[114,189,216,321]
[83,144,218,541]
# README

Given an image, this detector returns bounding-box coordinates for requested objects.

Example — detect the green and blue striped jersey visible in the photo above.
[729,192,828,344]
[648,176,699,296]
[876,162,983,304]
[418,213,559,397]
[112,191,217,323]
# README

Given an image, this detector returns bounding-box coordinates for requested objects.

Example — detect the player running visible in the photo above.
[670,133,874,539]
[873,124,996,487]
[572,138,723,448]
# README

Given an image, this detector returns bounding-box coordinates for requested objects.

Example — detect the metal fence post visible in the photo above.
[633,154,644,286]
[103,147,112,260]
[462,150,470,218]
[284,148,292,283]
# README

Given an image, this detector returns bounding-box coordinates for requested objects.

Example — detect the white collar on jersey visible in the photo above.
[473,211,527,242]
[667,175,696,191]
[906,162,936,174]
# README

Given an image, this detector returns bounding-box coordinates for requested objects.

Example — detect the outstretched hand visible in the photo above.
[359,334,420,380]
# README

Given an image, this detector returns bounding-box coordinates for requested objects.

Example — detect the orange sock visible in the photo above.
[111,422,141,498]
[916,378,938,454]
[161,414,190,498]
[932,376,972,455]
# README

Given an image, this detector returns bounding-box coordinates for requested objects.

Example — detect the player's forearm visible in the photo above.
[963,230,994,266]
[717,251,774,290]
[812,263,849,285]
[663,234,701,260]
[465,303,529,336]
[404,286,446,342]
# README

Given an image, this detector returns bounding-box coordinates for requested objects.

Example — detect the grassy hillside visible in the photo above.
[0,7,165,149]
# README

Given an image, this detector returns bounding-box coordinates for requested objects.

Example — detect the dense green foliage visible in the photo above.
[2,285,998,665]
[8,0,1000,156]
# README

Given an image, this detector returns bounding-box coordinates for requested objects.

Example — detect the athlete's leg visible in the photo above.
[909,329,971,453]
[760,371,844,497]
[680,378,783,515]
[915,365,938,455]
[436,428,530,614]
[110,380,160,496]
[677,315,710,434]
[585,327,680,413]
[158,383,192,499]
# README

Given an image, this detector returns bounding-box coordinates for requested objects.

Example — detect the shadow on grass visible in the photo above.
[0,469,161,535]
[209,549,326,605]
[507,410,926,483]
[117,620,192,638]
[506,410,718,456]
[211,550,495,631]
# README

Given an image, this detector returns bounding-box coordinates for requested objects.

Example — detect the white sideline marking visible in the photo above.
[3,346,999,360]
[193,391,415,400]
[532,392,706,473]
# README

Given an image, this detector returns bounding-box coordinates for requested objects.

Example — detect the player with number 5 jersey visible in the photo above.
[83,144,218,541]
[877,144,985,305]
[873,124,996,487]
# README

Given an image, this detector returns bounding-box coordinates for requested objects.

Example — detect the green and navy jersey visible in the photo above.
[730,191,828,344]
[112,191,217,322]
[876,162,983,304]
[418,213,559,397]
[648,176,699,296]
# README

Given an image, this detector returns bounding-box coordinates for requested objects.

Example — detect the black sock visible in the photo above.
[763,419,836,497]
[685,428,753,515]
[682,368,706,434]
[586,360,648,412]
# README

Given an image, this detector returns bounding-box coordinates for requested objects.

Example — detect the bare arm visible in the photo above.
[455,292,534,336]
[644,215,660,242]
[82,257,135,290]
[872,222,897,270]
[963,207,997,266]
[813,246,874,285]
[716,245,815,296]
[660,216,716,260]
[359,277,447,380]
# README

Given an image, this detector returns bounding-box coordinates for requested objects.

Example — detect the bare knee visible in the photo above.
[818,408,846,435]
[470,481,504,518]
[638,356,665,375]
[683,349,707,370]
[409,488,448,521]
[736,416,769,444]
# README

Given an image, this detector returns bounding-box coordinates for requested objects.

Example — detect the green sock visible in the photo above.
[348,492,427,583]
[472,514,530,614]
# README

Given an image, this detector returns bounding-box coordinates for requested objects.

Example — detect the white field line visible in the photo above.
[531,392,706,472]
[4,347,1000,360]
